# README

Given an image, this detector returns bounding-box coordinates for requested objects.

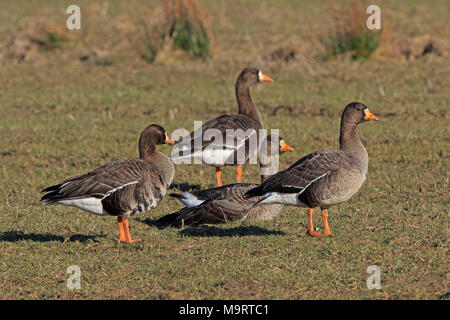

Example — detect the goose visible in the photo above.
[171,67,274,187]
[40,124,175,243]
[158,135,293,226]
[245,102,378,237]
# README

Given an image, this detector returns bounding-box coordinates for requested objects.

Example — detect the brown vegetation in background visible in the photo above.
[0,0,448,67]
[375,33,449,61]
[0,0,212,66]
[0,20,70,65]
[79,0,212,64]
[142,0,212,63]
[262,0,448,67]
[321,0,383,60]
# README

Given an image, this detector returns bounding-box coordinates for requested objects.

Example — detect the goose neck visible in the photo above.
[340,121,363,152]
[236,81,263,126]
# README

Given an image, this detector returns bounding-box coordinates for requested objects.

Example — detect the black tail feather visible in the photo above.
[40,183,62,193]
[40,174,89,205]
[40,183,67,205]
[40,189,65,205]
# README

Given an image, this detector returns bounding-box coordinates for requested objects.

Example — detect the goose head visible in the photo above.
[238,67,274,86]
[139,124,175,160]
[140,124,175,145]
[342,102,378,125]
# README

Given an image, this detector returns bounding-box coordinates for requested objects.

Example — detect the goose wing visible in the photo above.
[192,183,255,201]
[41,159,167,215]
[246,150,344,197]
[160,198,251,226]
[161,183,259,225]
[41,160,146,200]
[101,170,168,216]
[172,114,261,158]
[169,183,255,208]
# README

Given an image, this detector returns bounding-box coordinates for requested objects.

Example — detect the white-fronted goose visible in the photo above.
[245,102,378,237]
[172,67,274,186]
[40,124,175,243]
[158,135,293,226]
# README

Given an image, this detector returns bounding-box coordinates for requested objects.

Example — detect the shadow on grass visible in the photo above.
[139,218,285,237]
[0,231,106,243]
[139,218,177,230]
[180,225,285,237]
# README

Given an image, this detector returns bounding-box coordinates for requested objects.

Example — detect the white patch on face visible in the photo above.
[364,108,369,117]
[258,70,262,82]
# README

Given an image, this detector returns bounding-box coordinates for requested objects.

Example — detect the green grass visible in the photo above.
[325,31,381,60]
[44,32,65,50]
[171,19,211,58]
[0,0,449,300]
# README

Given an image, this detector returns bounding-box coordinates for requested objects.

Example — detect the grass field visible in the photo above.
[0,0,448,299]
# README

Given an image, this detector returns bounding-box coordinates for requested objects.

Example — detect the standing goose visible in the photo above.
[172,67,274,186]
[158,135,293,226]
[40,124,175,243]
[245,102,378,237]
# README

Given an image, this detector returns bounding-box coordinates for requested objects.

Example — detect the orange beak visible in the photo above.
[280,140,294,152]
[364,109,379,121]
[165,134,175,144]
[259,72,274,83]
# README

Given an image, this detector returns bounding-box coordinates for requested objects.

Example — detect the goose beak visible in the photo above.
[165,134,175,144]
[258,71,274,83]
[364,109,379,121]
[280,140,294,152]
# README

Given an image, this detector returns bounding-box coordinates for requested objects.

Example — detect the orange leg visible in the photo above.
[236,167,242,183]
[216,167,223,187]
[123,219,141,243]
[118,217,141,243]
[307,208,331,237]
[117,216,126,242]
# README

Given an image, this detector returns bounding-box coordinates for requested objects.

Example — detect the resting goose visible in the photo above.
[40,124,175,243]
[172,67,273,186]
[158,135,293,226]
[245,102,378,237]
